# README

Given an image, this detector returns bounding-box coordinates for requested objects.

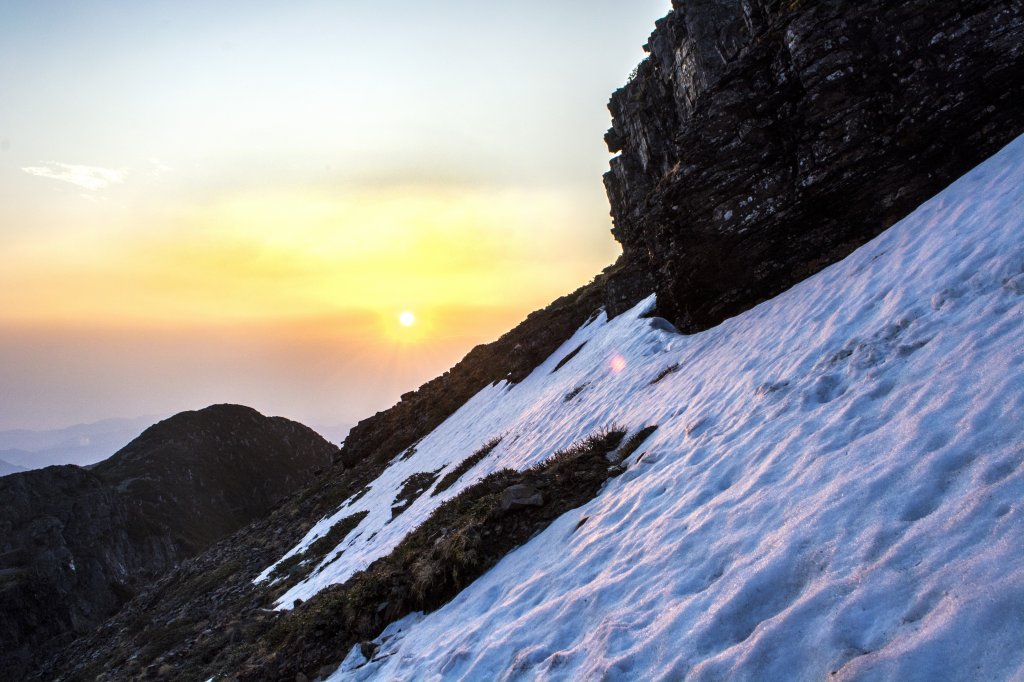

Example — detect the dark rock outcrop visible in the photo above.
[605,0,1024,329]
[0,405,336,677]
[499,484,544,512]
[0,466,177,676]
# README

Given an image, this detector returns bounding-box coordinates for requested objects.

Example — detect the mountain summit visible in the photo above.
[0,404,336,676]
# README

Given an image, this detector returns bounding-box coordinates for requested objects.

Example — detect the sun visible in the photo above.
[399,311,416,327]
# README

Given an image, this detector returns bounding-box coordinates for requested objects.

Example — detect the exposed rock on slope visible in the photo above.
[0,466,176,675]
[0,404,335,677]
[605,0,1024,329]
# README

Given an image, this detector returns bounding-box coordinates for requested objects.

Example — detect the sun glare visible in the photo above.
[610,354,627,373]
[399,311,416,327]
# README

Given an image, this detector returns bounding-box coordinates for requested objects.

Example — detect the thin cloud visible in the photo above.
[22,162,126,191]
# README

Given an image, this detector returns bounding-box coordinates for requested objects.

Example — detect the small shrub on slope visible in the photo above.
[269,511,369,587]
[563,382,590,402]
[390,469,443,519]
[532,427,626,472]
[432,436,503,496]
[551,342,587,373]
[616,425,659,461]
[650,363,681,385]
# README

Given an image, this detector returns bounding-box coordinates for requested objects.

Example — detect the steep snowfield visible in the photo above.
[272,134,1024,680]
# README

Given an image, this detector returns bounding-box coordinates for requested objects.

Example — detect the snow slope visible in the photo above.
[270,133,1024,680]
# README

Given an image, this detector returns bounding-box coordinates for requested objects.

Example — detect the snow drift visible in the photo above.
[263,134,1024,680]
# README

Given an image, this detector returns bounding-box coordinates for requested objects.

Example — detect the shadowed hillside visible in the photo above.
[0,404,336,676]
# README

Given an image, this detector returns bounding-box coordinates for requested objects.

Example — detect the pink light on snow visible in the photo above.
[610,354,627,373]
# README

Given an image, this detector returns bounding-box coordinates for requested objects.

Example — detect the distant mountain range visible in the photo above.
[0,415,161,472]
[0,459,25,477]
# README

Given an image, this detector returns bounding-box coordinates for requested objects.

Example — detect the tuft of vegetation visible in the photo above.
[629,57,651,82]
[178,558,243,599]
[650,363,681,385]
[616,425,659,461]
[551,342,587,373]
[390,470,443,519]
[432,437,503,497]
[530,428,626,473]
[398,438,424,462]
[564,382,590,402]
[269,511,368,586]
[347,485,371,506]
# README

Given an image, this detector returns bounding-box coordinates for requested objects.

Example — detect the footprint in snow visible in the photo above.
[807,374,846,405]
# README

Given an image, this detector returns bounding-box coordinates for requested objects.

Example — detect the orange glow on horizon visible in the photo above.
[0,182,621,430]
[0,185,616,345]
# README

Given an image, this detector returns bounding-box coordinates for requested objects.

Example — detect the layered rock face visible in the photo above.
[0,405,336,676]
[605,0,1024,330]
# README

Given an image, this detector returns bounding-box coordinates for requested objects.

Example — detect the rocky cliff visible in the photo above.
[0,466,177,675]
[0,405,336,677]
[605,0,1024,330]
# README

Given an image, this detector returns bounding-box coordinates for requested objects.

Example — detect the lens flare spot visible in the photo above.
[399,311,416,327]
[610,354,627,373]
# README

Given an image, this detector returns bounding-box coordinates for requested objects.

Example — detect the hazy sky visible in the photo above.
[0,0,669,432]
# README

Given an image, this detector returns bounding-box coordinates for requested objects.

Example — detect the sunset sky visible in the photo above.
[0,0,668,434]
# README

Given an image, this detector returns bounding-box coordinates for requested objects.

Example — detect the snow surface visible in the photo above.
[269,134,1024,680]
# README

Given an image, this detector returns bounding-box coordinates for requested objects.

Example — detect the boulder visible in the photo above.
[499,485,544,512]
